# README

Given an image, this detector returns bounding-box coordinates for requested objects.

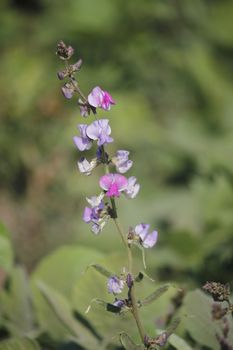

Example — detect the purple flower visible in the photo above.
[61,83,74,99]
[134,223,158,248]
[83,193,108,234]
[99,173,128,198]
[73,124,92,151]
[113,299,125,308]
[86,119,113,146]
[77,157,98,175]
[112,150,133,174]
[88,86,115,111]
[124,176,140,199]
[107,276,124,294]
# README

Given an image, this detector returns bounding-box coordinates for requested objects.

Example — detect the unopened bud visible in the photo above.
[56,41,74,60]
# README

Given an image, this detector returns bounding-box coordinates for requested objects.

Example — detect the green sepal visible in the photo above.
[139,284,170,307]
[90,264,114,278]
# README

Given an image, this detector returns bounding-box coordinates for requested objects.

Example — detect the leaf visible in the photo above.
[37,282,99,349]
[0,222,13,273]
[139,285,170,307]
[31,246,104,340]
[31,246,104,297]
[90,264,114,278]
[119,332,145,350]
[0,267,34,336]
[166,317,180,336]
[168,333,193,350]
[0,337,41,350]
[183,289,233,349]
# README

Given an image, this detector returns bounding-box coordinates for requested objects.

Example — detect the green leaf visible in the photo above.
[183,289,233,349]
[0,267,34,336]
[90,264,114,278]
[166,317,180,336]
[37,282,99,349]
[0,337,41,350]
[168,333,193,350]
[139,285,170,307]
[31,246,104,297]
[119,332,144,350]
[31,246,104,340]
[0,222,13,273]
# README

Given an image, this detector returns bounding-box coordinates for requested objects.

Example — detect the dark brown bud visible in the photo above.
[56,41,74,60]
[203,282,230,302]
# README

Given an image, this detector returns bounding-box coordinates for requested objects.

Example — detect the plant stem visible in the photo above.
[113,218,145,343]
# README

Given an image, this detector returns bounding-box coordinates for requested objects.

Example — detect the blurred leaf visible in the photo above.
[37,282,100,349]
[31,246,104,341]
[119,332,144,350]
[0,337,41,350]
[0,267,34,336]
[183,289,233,349]
[0,222,13,273]
[168,333,193,350]
[31,246,104,297]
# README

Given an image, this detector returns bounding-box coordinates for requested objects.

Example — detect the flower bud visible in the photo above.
[56,41,74,60]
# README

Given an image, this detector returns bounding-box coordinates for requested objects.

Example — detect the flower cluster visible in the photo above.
[57,41,161,348]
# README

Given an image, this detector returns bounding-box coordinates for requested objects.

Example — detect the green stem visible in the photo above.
[100,143,145,343]
[113,218,145,343]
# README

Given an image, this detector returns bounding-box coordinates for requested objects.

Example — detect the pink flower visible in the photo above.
[99,173,128,198]
[88,86,115,111]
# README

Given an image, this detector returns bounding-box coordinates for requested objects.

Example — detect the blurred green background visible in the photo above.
[0,0,233,284]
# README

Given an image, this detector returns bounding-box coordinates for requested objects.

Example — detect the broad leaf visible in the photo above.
[37,282,100,349]
[168,333,193,350]
[0,337,41,350]
[183,289,233,349]
[120,332,144,350]
[0,267,34,336]
[0,222,13,273]
[31,246,104,340]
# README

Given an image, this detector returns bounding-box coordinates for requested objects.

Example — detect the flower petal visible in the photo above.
[142,230,158,248]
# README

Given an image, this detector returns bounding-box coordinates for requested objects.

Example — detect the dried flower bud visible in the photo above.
[212,303,228,320]
[71,59,83,72]
[154,332,169,347]
[203,282,230,302]
[56,40,74,60]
